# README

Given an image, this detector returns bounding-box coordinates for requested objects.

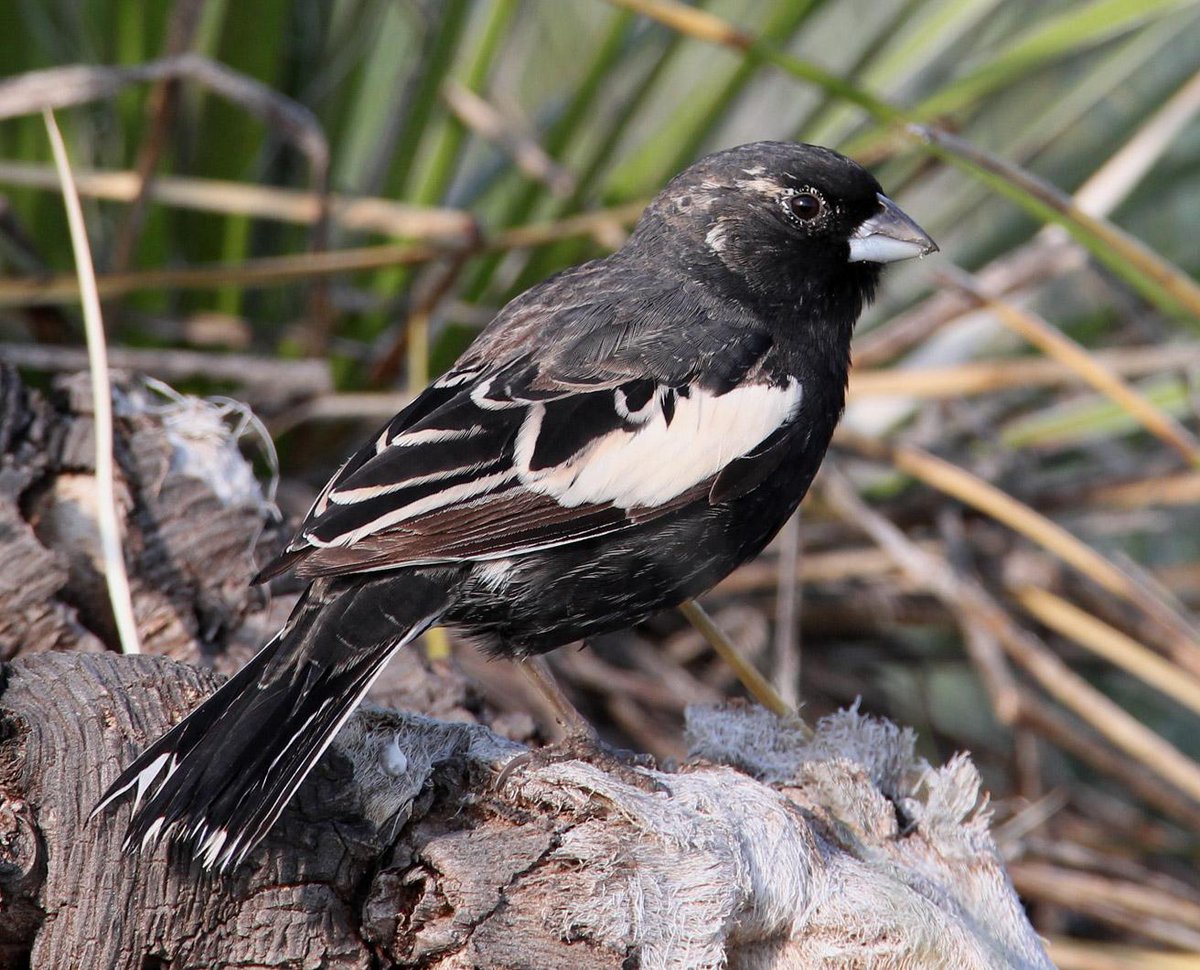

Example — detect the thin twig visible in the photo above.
[940,266,1200,466]
[109,0,207,273]
[370,253,470,387]
[835,431,1200,674]
[677,599,806,729]
[43,109,141,656]
[940,510,1022,726]
[1013,586,1200,721]
[820,463,1200,809]
[0,202,646,308]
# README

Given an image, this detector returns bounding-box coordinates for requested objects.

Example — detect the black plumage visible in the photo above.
[95,141,936,870]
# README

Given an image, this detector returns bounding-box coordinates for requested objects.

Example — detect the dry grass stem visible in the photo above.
[1016,700,1200,832]
[109,0,206,273]
[942,266,1200,466]
[914,124,1200,320]
[0,203,646,308]
[677,599,803,725]
[836,432,1200,672]
[442,82,574,195]
[43,110,141,656]
[0,162,475,241]
[371,255,470,387]
[854,241,1083,368]
[1069,67,1200,219]
[0,343,332,396]
[604,0,753,48]
[1084,472,1200,510]
[0,55,328,186]
[1012,861,1200,949]
[857,70,1200,373]
[849,342,1200,400]
[820,464,1200,810]
[961,603,1023,726]
[1014,586,1200,720]
[1046,938,1200,970]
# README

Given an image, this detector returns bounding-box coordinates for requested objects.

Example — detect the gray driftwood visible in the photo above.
[0,367,1052,969]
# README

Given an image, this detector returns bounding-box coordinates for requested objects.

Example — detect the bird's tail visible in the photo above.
[93,571,454,871]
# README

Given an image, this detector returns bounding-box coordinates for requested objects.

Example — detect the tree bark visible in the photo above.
[0,367,1052,969]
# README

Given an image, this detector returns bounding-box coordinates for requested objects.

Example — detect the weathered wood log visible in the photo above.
[0,363,282,668]
[0,653,1053,969]
[0,367,1053,968]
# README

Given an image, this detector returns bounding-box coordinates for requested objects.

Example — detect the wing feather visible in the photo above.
[257,267,800,581]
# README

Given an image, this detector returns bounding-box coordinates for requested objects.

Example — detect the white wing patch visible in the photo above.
[297,375,800,555]
[521,379,801,509]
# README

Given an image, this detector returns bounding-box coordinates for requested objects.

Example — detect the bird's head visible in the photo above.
[629,141,937,311]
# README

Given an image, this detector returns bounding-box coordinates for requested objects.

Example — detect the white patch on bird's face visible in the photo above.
[734,176,781,196]
[521,379,802,509]
[705,218,731,254]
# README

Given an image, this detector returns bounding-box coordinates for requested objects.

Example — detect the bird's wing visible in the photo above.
[258,266,802,580]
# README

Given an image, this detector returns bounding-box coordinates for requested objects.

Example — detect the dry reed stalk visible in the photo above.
[820,464,1200,811]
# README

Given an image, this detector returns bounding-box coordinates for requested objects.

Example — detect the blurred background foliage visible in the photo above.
[3,0,1200,964]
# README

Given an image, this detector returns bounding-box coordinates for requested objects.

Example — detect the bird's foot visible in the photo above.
[496,730,657,792]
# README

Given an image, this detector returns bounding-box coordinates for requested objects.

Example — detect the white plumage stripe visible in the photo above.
[329,458,497,505]
[388,425,485,448]
[522,379,801,509]
[308,469,518,548]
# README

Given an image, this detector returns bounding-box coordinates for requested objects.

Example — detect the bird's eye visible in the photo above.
[789,191,824,222]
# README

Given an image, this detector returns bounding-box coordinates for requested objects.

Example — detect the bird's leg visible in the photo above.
[519,654,594,740]
[497,652,656,790]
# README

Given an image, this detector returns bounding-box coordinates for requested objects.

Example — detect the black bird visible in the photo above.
[95,142,936,870]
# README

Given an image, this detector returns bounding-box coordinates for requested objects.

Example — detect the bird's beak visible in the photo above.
[847,193,938,264]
